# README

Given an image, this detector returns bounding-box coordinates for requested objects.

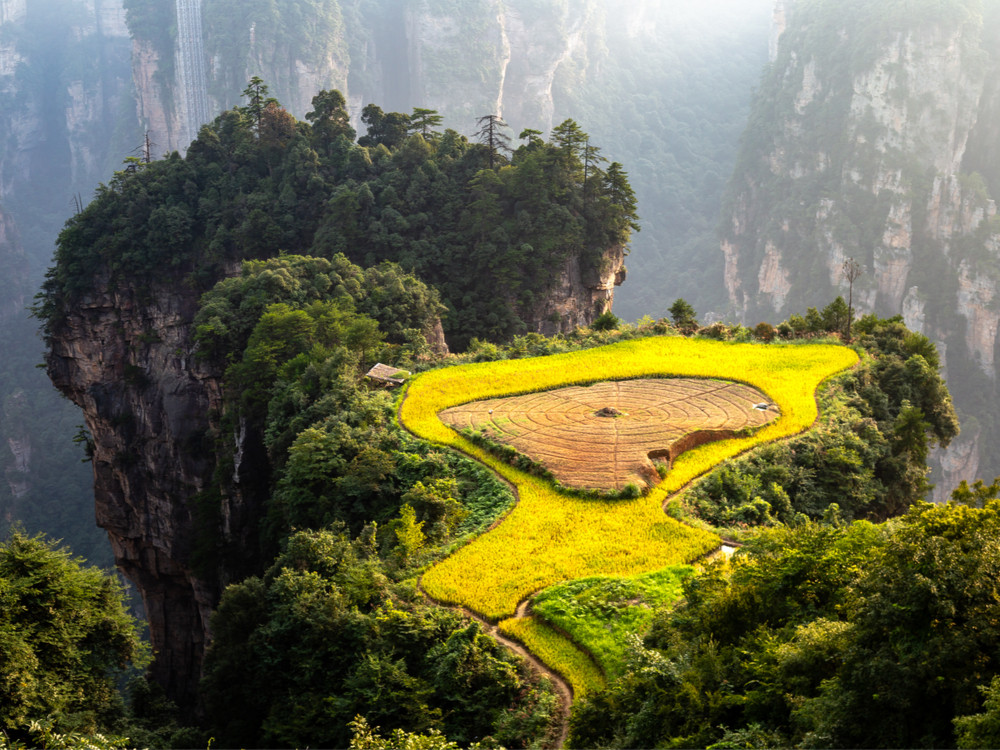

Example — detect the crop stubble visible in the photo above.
[439,378,778,491]
[403,337,858,698]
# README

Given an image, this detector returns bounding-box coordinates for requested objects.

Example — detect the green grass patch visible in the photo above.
[531,565,694,680]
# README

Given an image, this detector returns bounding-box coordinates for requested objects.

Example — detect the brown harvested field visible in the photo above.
[438,378,778,492]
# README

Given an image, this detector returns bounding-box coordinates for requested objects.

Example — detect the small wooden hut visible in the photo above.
[364,363,410,388]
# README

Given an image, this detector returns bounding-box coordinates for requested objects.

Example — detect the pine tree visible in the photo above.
[475,114,512,169]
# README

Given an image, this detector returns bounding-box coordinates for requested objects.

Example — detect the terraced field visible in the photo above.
[401,335,858,699]
[439,378,778,491]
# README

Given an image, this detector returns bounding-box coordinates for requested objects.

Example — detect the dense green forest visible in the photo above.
[171,297,962,748]
[25,249,968,748]
[40,84,637,351]
[570,500,1000,749]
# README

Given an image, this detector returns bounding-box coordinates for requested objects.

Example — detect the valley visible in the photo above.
[1,1,999,747]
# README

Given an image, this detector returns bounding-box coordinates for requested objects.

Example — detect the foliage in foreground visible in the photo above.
[0,532,146,746]
[201,527,556,749]
[348,715,500,750]
[569,501,1000,749]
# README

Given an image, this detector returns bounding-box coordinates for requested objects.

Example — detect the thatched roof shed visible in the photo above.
[364,363,410,387]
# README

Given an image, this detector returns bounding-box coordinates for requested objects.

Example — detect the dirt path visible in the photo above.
[419,584,574,748]
[401,388,574,746]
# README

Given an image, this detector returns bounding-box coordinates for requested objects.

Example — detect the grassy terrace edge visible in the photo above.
[401,336,859,623]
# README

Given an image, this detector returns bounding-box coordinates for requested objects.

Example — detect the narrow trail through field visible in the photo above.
[418,582,574,748]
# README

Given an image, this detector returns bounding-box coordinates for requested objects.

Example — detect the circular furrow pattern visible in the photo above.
[438,378,778,492]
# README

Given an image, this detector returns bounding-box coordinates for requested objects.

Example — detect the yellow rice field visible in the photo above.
[403,336,857,620]
[497,615,606,699]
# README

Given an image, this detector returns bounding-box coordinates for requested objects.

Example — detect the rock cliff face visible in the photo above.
[45,274,254,708]
[523,245,627,335]
[3,389,32,504]
[132,38,186,154]
[133,0,605,153]
[394,0,599,136]
[721,0,1000,494]
[0,0,134,199]
[0,209,28,324]
[495,1,592,135]
[0,209,30,507]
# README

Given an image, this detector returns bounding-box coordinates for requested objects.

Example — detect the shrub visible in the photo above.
[699,322,731,340]
[754,322,777,342]
[592,311,620,331]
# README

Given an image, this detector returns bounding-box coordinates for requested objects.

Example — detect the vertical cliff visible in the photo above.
[43,272,261,707]
[0,208,27,324]
[129,0,605,152]
[0,0,134,201]
[520,244,627,335]
[720,0,1000,493]
[202,0,350,120]
[128,0,352,152]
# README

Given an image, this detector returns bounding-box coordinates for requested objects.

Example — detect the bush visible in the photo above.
[592,311,621,331]
[753,322,777,342]
[698,322,731,340]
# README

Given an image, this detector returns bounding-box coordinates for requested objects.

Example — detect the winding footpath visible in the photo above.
[415,463,576,747]
[419,581,575,748]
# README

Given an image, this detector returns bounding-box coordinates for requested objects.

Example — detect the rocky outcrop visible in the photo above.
[933,427,981,503]
[132,39,185,153]
[522,244,626,335]
[45,276,238,708]
[721,0,1000,487]
[757,242,792,312]
[956,259,1000,374]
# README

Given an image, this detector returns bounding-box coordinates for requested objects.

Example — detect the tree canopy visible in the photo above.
[38,87,639,351]
[570,500,1000,749]
[0,532,146,746]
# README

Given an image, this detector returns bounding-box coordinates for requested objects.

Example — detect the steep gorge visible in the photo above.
[0,0,133,562]
[720,0,1000,493]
